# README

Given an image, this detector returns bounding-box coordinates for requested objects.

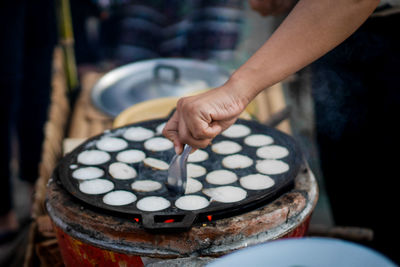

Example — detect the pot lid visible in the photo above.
[91,58,230,117]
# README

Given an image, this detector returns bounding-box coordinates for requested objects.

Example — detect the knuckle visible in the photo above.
[198,139,212,149]
[176,98,185,111]
[177,97,191,111]
[191,129,204,140]
[192,128,210,140]
[179,131,211,150]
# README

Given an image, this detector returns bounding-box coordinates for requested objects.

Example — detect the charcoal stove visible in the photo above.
[46,118,318,267]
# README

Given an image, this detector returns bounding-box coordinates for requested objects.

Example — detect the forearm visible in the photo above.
[163,0,379,150]
[229,0,379,105]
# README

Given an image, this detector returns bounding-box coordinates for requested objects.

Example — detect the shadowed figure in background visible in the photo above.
[249,0,400,262]
[310,4,400,262]
[0,0,57,244]
[69,0,244,68]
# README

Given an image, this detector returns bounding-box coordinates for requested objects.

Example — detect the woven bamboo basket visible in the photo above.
[24,47,114,266]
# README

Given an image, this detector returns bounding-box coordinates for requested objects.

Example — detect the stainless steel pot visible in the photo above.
[91,58,230,117]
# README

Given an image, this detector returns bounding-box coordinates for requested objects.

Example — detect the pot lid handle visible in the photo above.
[154,64,180,84]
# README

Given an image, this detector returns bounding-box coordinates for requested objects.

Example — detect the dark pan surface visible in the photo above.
[55,118,304,231]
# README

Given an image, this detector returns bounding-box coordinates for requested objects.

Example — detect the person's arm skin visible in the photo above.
[249,0,297,16]
[163,0,379,154]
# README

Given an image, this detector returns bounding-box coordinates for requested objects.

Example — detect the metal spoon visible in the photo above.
[167,144,193,196]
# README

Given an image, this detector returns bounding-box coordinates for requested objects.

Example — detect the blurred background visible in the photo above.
[1,0,335,266]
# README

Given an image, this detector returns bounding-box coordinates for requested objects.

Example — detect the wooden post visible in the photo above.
[265,83,291,134]
[56,0,79,93]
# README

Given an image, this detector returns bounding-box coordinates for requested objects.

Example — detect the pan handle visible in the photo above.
[141,212,197,231]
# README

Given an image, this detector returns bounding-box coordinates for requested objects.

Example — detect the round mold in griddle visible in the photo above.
[54,118,304,231]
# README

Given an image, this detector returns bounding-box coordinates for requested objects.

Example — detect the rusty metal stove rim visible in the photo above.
[48,212,184,258]
[46,164,318,258]
[200,168,318,256]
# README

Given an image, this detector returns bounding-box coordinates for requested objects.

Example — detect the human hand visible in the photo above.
[248,0,297,16]
[162,84,248,154]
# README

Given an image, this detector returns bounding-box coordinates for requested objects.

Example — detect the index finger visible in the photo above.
[162,111,184,154]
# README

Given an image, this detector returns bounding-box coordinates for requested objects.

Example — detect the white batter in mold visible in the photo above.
[256,159,289,175]
[123,126,155,142]
[116,149,146,164]
[136,196,171,212]
[244,134,274,147]
[72,167,104,180]
[143,157,169,170]
[156,122,166,135]
[175,195,209,211]
[205,169,238,185]
[187,163,207,178]
[79,179,114,195]
[103,190,137,206]
[144,137,174,152]
[203,186,247,203]
[256,145,289,159]
[188,149,209,163]
[109,162,137,179]
[96,137,128,152]
[185,178,203,194]
[77,150,111,165]
[221,124,251,138]
[240,174,275,190]
[131,180,162,192]
[211,140,242,155]
[222,154,253,169]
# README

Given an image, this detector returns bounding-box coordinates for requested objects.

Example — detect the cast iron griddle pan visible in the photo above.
[54,118,304,231]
